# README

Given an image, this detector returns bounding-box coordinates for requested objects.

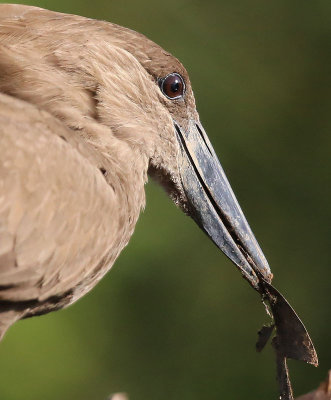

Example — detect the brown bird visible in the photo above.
[0,4,273,339]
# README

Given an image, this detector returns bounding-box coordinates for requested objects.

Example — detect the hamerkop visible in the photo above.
[0,7,318,380]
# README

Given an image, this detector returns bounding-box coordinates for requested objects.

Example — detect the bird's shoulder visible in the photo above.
[0,93,119,302]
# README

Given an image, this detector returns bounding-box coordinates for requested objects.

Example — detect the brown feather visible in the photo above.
[0,4,195,338]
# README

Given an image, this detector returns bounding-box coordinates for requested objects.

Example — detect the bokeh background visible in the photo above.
[0,0,330,399]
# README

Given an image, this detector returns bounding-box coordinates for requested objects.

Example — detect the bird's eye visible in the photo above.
[159,73,185,100]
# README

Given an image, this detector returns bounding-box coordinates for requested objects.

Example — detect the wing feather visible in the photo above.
[0,93,120,302]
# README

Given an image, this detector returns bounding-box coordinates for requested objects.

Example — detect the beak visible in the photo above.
[175,120,272,290]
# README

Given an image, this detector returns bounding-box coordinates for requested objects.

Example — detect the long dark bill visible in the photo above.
[175,120,272,290]
[175,120,318,379]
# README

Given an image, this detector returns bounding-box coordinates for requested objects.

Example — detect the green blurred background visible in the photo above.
[0,0,330,399]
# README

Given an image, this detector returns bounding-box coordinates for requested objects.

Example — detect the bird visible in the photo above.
[0,4,274,340]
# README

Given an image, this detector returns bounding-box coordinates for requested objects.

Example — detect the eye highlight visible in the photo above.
[159,73,185,100]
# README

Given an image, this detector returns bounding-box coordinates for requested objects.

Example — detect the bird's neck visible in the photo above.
[87,132,148,235]
[0,28,151,231]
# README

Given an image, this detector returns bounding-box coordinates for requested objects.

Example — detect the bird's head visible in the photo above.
[0,8,272,289]
[97,22,273,289]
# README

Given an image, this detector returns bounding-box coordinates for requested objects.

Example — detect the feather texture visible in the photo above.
[0,4,193,338]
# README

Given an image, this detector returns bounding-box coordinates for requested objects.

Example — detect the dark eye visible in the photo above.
[159,73,185,100]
